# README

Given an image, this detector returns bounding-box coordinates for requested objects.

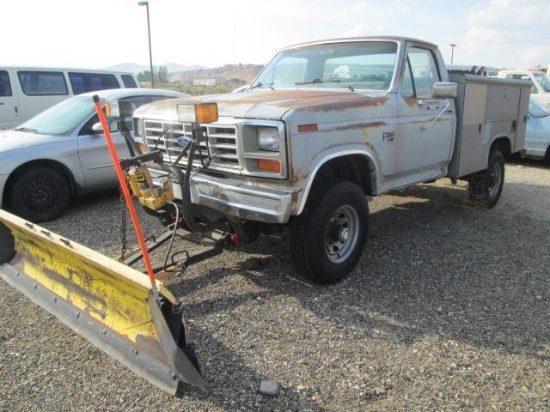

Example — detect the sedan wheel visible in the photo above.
[7,167,70,223]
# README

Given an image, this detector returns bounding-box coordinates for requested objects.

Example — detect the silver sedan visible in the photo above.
[0,88,187,222]
[523,99,550,162]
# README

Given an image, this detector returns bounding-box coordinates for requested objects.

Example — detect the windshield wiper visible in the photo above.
[249,82,274,90]
[14,127,41,134]
[295,78,342,85]
[295,79,323,85]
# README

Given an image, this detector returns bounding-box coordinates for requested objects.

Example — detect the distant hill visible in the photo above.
[169,64,264,85]
[104,62,207,74]
[103,62,263,85]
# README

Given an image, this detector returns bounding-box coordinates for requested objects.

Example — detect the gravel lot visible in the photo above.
[1,160,549,411]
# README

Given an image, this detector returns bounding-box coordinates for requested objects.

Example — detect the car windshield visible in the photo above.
[14,95,102,135]
[251,41,398,92]
[529,99,550,118]
[532,72,550,92]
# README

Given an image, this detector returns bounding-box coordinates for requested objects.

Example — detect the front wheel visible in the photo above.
[468,149,505,209]
[6,167,71,223]
[290,180,368,284]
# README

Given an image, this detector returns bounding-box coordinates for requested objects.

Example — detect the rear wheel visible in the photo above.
[468,149,505,209]
[7,167,71,223]
[290,180,368,284]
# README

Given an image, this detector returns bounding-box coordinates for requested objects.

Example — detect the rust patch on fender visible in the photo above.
[296,95,390,113]
[403,97,418,108]
[330,120,387,133]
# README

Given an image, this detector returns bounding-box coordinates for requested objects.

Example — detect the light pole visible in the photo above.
[450,43,457,65]
[138,1,154,88]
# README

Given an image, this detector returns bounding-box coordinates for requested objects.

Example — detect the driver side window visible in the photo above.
[401,47,440,98]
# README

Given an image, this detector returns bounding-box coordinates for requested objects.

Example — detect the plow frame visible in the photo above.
[0,209,206,394]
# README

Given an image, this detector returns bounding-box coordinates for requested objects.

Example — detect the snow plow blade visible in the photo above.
[0,209,206,394]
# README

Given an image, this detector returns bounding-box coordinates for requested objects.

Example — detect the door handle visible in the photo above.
[421,100,451,129]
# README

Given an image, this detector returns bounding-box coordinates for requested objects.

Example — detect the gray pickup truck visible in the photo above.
[131,36,530,284]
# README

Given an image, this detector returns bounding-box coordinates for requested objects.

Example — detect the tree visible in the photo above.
[137,66,169,85]
[156,66,169,84]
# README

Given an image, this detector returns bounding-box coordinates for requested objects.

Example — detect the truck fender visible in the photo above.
[295,147,379,216]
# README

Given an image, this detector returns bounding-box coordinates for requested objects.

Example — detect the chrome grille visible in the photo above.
[142,120,240,169]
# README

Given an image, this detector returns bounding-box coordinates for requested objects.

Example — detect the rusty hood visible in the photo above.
[135,89,387,121]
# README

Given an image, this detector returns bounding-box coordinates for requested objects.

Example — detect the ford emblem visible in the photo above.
[177,136,191,147]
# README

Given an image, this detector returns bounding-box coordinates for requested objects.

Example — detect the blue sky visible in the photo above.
[3,0,549,70]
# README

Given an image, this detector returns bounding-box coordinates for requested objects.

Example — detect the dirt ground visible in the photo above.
[0,160,549,411]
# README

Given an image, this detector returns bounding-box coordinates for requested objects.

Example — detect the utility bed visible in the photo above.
[448,73,531,178]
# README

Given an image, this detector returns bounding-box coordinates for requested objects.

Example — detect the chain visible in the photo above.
[118,186,127,262]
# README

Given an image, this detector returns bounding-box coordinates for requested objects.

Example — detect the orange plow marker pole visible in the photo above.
[92,95,159,298]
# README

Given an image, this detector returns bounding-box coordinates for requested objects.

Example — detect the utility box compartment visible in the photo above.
[448,73,530,178]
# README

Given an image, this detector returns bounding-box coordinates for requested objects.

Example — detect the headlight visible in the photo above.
[257,127,280,152]
[133,118,143,139]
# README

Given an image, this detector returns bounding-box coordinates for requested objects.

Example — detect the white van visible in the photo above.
[0,67,140,129]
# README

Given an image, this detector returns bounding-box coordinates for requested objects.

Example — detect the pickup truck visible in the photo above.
[496,69,550,109]
[131,36,530,285]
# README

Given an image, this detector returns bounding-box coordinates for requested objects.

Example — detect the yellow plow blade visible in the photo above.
[0,209,205,394]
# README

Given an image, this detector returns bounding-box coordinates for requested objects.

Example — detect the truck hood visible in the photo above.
[136,89,385,121]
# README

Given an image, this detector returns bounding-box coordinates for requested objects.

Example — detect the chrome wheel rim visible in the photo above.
[324,205,360,264]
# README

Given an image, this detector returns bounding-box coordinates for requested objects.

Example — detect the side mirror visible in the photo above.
[92,121,117,133]
[433,82,458,98]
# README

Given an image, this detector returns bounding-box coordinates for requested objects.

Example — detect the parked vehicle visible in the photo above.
[132,36,530,285]
[523,99,550,162]
[0,66,140,129]
[0,88,187,222]
[0,35,531,396]
[496,69,550,109]
[447,64,498,76]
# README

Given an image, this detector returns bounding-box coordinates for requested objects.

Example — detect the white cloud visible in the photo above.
[392,0,411,13]
[460,0,550,67]
[1,0,548,70]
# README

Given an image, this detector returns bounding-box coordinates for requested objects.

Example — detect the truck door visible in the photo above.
[393,47,455,183]
[0,70,21,129]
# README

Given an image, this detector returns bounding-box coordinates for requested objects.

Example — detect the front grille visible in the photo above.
[142,120,240,169]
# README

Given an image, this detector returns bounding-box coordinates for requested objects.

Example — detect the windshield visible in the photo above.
[532,72,550,92]
[14,95,102,135]
[252,41,398,92]
[529,99,550,118]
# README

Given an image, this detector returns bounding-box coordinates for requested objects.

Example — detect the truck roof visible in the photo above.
[279,36,437,52]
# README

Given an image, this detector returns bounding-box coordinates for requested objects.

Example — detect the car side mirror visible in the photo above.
[433,82,458,98]
[92,121,117,133]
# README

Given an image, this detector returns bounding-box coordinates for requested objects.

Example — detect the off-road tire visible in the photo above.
[468,149,505,209]
[290,180,368,284]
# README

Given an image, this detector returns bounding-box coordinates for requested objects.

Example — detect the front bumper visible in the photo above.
[153,169,294,224]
